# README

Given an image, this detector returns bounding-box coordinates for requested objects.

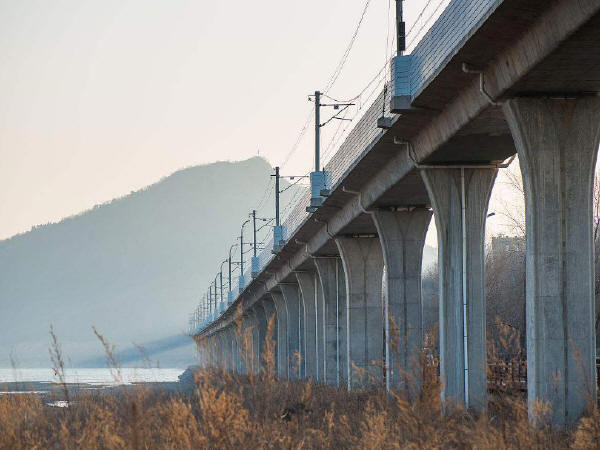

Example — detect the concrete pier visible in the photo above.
[225,327,235,372]
[503,97,600,426]
[372,209,432,395]
[280,284,303,378]
[254,303,268,372]
[296,271,318,379]
[336,236,384,388]
[241,311,258,374]
[316,273,326,381]
[261,296,278,372]
[314,258,341,385]
[421,167,496,411]
[271,291,289,378]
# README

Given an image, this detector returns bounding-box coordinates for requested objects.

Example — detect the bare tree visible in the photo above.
[494,162,525,236]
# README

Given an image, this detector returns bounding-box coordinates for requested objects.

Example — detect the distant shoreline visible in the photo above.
[1,379,186,407]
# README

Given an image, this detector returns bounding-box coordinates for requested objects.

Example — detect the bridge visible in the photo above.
[188,0,600,427]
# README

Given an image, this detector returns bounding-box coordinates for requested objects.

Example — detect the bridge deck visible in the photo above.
[195,0,600,336]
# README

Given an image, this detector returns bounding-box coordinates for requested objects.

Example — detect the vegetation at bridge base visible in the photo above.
[2,324,600,449]
[1,365,599,448]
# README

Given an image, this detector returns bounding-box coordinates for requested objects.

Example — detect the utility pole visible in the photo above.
[240,218,250,290]
[228,244,236,292]
[252,210,258,258]
[240,227,244,276]
[219,258,226,307]
[228,257,232,291]
[271,166,284,252]
[396,0,406,54]
[307,93,353,212]
[274,167,280,226]
[214,277,218,312]
[251,209,262,278]
[220,270,223,304]
[314,91,321,171]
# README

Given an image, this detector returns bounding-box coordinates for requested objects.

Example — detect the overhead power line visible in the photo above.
[280,106,314,170]
[406,0,437,37]
[407,0,447,49]
[323,0,373,95]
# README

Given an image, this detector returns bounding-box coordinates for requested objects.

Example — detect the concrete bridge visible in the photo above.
[190,0,600,427]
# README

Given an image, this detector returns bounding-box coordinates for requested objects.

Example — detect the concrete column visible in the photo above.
[249,310,260,374]
[204,337,211,369]
[241,312,256,374]
[205,336,212,369]
[337,259,348,387]
[218,332,226,370]
[224,327,234,372]
[254,303,268,371]
[229,327,237,373]
[233,328,243,374]
[216,332,224,370]
[261,296,278,373]
[336,236,385,388]
[316,272,326,381]
[280,284,303,379]
[299,288,306,378]
[271,291,289,378]
[503,97,600,426]
[211,335,218,369]
[296,271,319,379]
[215,331,223,370]
[372,209,432,396]
[315,257,344,385]
[421,167,496,411]
[220,331,229,371]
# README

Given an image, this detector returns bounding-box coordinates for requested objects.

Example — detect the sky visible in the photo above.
[0,0,465,240]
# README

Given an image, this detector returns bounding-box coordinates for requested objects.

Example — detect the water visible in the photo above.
[0,367,184,386]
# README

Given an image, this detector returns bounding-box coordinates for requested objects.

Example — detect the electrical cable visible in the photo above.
[279,175,308,194]
[385,0,392,70]
[280,106,314,170]
[256,218,274,233]
[255,176,274,212]
[323,0,373,94]
[406,0,447,49]
[406,0,436,37]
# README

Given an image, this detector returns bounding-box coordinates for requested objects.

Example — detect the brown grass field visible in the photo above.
[1,321,599,449]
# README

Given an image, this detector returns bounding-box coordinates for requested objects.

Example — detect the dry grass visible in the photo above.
[1,367,598,449]
[1,324,599,449]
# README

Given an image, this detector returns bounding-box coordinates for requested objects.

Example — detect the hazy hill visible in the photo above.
[0,157,283,368]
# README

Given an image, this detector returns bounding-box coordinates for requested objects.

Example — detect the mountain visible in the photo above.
[0,157,283,368]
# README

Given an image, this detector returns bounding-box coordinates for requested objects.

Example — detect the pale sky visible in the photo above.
[0,0,458,240]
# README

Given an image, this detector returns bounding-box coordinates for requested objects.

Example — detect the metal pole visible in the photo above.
[315,91,321,172]
[252,210,257,258]
[461,167,469,408]
[396,0,406,55]
[220,263,224,304]
[228,244,235,292]
[275,167,280,226]
[240,228,244,276]
[214,277,218,311]
[228,257,232,291]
